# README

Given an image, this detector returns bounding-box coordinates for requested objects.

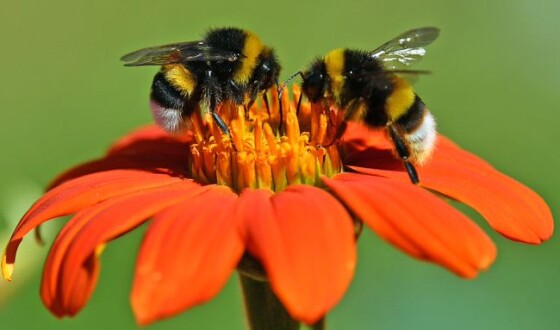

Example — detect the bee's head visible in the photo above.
[301,60,327,103]
[252,47,281,91]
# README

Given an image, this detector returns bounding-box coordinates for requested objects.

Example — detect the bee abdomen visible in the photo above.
[398,96,437,164]
[396,95,426,133]
[150,72,186,133]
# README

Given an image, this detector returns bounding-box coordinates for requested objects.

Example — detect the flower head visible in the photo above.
[2,87,553,325]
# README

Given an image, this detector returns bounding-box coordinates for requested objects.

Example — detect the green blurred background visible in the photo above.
[1,0,558,329]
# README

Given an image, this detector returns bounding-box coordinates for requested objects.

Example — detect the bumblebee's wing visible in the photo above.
[353,69,431,85]
[387,69,433,84]
[370,27,440,70]
[121,41,241,66]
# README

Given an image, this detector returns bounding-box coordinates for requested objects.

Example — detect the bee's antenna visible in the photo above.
[277,71,305,134]
[275,79,285,134]
[278,71,305,99]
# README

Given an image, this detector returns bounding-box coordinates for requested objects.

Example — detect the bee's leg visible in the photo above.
[296,90,304,116]
[207,74,237,150]
[261,92,270,118]
[322,121,348,147]
[210,110,238,152]
[322,99,363,147]
[388,125,419,184]
[210,110,231,136]
[244,104,251,120]
[244,91,266,121]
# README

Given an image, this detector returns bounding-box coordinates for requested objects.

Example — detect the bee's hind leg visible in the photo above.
[388,125,419,184]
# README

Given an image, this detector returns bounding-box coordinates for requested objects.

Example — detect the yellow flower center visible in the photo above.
[187,86,343,193]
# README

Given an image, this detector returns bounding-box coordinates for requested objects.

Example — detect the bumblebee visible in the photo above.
[121,27,281,135]
[299,27,440,184]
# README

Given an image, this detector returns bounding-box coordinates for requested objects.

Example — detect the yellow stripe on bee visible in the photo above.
[324,48,345,104]
[234,31,264,84]
[385,76,415,121]
[163,64,196,96]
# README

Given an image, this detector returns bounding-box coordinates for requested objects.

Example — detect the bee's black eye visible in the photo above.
[302,71,325,102]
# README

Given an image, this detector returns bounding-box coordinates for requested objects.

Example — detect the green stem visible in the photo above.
[239,273,300,330]
[310,318,325,330]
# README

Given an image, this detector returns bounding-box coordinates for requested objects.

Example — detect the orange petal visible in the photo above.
[131,186,242,325]
[323,173,497,279]
[48,156,188,189]
[41,181,205,317]
[341,121,391,150]
[48,125,191,189]
[2,170,184,281]
[107,125,192,156]
[423,137,553,243]
[345,134,554,244]
[239,186,356,324]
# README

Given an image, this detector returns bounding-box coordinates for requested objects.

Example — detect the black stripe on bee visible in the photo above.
[396,95,426,133]
[151,72,185,110]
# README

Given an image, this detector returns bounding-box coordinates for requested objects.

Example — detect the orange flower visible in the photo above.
[1,87,553,326]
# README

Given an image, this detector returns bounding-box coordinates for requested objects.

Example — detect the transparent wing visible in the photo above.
[387,69,432,85]
[352,69,431,85]
[120,40,240,66]
[370,27,440,70]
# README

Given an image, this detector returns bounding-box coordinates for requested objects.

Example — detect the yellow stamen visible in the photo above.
[187,86,344,193]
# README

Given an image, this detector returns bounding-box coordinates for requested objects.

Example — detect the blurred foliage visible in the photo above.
[0,0,558,329]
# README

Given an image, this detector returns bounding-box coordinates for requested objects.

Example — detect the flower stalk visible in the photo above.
[240,273,300,330]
